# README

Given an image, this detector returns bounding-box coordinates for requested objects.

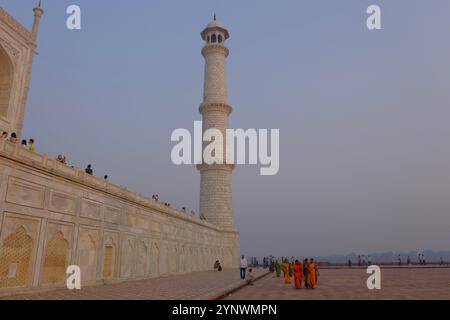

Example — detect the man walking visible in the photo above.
[240,255,248,280]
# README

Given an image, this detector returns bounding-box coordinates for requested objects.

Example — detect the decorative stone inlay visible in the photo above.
[0,37,19,67]
[0,7,33,43]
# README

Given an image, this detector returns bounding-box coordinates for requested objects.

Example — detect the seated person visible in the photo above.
[247,268,255,285]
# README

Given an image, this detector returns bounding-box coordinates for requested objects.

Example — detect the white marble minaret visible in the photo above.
[197,18,236,230]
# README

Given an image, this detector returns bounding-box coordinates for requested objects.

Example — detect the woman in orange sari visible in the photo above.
[292,260,303,289]
[307,258,317,289]
[283,259,291,284]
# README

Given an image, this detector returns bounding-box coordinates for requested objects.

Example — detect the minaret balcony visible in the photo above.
[199,102,233,115]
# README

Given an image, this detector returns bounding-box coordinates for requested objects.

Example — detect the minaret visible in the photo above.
[197,18,235,230]
[14,2,44,139]
[31,1,44,41]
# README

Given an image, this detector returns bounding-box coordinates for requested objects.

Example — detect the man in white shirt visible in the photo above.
[240,255,248,280]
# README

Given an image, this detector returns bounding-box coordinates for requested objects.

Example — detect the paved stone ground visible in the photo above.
[3,267,449,300]
[224,266,450,300]
[1,268,267,300]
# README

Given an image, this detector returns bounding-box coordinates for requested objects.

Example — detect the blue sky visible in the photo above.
[3,0,450,256]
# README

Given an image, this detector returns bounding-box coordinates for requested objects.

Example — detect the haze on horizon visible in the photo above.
[4,0,450,258]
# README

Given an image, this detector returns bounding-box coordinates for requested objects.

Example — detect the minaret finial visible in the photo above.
[32,0,44,41]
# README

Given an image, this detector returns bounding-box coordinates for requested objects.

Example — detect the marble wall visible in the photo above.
[0,141,240,296]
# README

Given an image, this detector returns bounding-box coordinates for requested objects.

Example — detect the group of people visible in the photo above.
[152,194,171,207]
[350,254,445,267]
[273,258,319,290]
[152,195,198,217]
[151,195,171,208]
[241,255,319,289]
[1,131,35,152]
[2,131,202,220]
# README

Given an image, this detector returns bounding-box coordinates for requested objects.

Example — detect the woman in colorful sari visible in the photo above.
[292,260,303,289]
[307,258,317,289]
[283,259,291,284]
[275,260,281,277]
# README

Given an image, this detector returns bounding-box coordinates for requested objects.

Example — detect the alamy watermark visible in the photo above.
[65,4,382,31]
[66,265,81,290]
[366,265,381,290]
[171,122,280,176]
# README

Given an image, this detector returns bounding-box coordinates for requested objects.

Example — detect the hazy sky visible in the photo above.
[4,0,450,257]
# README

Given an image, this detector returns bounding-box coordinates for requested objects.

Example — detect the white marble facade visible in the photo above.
[0,7,240,296]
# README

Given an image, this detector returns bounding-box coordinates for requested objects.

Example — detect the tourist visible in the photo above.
[85,164,93,175]
[247,268,255,285]
[182,207,186,213]
[303,258,309,288]
[104,175,108,181]
[240,255,248,280]
[9,132,17,143]
[269,260,275,273]
[274,260,281,277]
[21,139,27,147]
[315,261,320,285]
[440,257,444,266]
[358,255,362,266]
[56,155,64,163]
[28,139,35,152]
[398,255,402,266]
[307,259,317,289]
[368,255,372,265]
[407,256,411,265]
[214,260,222,271]
[283,259,291,284]
[1,131,8,140]
[348,259,352,268]
[288,260,293,279]
[293,260,303,289]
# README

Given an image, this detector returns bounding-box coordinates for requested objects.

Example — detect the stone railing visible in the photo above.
[0,139,218,230]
